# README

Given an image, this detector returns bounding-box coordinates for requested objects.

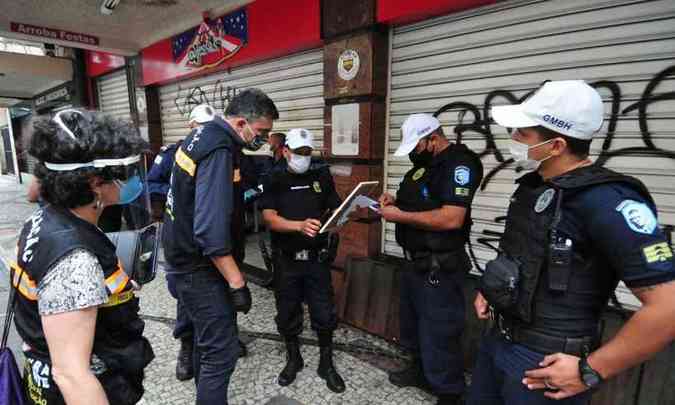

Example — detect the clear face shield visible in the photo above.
[45,110,159,285]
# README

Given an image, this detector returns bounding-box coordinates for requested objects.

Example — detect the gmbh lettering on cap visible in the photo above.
[490,80,604,140]
[542,114,574,131]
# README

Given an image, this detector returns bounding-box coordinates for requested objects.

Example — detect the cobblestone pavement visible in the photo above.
[0,175,438,405]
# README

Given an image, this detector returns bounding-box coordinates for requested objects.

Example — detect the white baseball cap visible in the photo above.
[285,128,314,150]
[491,80,603,140]
[189,104,215,124]
[394,113,441,156]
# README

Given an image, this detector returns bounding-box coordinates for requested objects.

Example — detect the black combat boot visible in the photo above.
[388,355,429,390]
[175,336,194,381]
[436,393,463,405]
[317,333,346,393]
[278,337,304,386]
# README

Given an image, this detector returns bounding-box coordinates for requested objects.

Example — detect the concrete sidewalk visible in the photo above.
[0,174,438,405]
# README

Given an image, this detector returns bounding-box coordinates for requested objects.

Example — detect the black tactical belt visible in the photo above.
[403,250,431,261]
[281,249,320,262]
[496,314,595,357]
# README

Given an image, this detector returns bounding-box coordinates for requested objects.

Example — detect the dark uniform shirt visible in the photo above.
[163,118,243,271]
[260,166,341,252]
[505,170,675,337]
[395,143,483,253]
[490,174,675,379]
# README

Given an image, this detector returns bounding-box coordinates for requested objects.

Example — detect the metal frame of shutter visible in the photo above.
[97,69,132,121]
[384,0,675,309]
[158,49,324,151]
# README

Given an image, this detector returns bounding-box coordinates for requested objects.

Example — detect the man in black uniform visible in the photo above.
[260,128,346,393]
[379,113,483,405]
[162,89,278,404]
[468,80,675,404]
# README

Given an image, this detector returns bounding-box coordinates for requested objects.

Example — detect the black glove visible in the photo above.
[230,284,252,314]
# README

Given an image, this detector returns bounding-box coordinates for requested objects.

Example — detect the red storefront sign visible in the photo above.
[86,51,126,77]
[377,0,498,25]
[10,22,99,46]
[141,0,321,86]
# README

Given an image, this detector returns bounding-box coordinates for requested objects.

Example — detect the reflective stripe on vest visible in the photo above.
[105,261,129,295]
[101,289,135,308]
[10,262,37,301]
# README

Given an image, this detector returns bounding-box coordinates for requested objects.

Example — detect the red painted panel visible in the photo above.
[86,50,125,77]
[141,0,321,86]
[377,0,498,25]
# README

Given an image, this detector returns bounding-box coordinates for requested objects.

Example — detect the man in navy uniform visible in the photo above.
[468,80,675,404]
[147,104,214,381]
[162,90,278,404]
[260,128,346,393]
[379,114,484,405]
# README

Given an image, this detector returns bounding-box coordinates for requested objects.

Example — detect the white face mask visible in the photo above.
[508,139,554,171]
[288,153,311,174]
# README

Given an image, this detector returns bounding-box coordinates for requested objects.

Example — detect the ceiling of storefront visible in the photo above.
[0,51,72,107]
[0,0,251,55]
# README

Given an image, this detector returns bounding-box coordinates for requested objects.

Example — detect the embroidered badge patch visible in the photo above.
[534,189,556,213]
[454,166,470,186]
[616,200,657,234]
[313,181,322,193]
[412,167,426,181]
[642,242,673,264]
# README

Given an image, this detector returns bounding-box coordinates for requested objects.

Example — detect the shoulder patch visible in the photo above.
[454,165,470,186]
[616,200,657,235]
[455,187,470,197]
[642,242,673,265]
[412,167,426,181]
[535,189,556,213]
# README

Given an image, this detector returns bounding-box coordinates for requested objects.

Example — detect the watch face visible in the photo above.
[583,371,601,387]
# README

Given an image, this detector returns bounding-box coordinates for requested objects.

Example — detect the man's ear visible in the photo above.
[88,176,105,194]
[550,137,568,157]
[235,117,248,130]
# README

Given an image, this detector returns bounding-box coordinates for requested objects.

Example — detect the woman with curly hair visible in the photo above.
[11,109,154,405]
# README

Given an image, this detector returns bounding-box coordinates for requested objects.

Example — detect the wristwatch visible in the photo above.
[579,355,603,388]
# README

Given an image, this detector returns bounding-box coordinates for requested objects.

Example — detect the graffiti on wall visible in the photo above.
[173,79,239,118]
[430,66,675,270]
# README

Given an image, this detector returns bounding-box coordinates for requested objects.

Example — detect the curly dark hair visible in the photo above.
[30,110,149,208]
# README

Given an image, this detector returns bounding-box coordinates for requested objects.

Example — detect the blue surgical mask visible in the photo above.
[115,175,143,205]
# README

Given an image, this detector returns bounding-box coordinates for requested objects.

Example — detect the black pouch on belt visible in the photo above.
[480,255,521,312]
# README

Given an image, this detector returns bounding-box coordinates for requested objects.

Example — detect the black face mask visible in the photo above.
[408,139,434,166]
[244,134,266,151]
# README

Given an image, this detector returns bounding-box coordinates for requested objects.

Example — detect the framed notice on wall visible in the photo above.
[331,103,359,156]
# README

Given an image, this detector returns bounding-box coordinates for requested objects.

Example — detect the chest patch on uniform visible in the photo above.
[534,188,556,213]
[313,181,322,193]
[616,200,657,234]
[642,242,673,264]
[412,168,426,181]
[454,165,470,186]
